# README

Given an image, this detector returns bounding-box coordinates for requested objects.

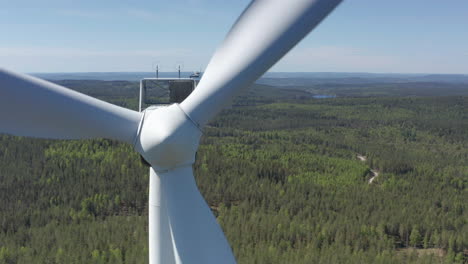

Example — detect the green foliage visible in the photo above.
[410,227,422,248]
[0,80,466,263]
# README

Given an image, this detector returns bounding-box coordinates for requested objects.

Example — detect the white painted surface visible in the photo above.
[180,0,342,127]
[149,167,176,264]
[159,166,236,264]
[0,68,142,143]
[134,104,202,171]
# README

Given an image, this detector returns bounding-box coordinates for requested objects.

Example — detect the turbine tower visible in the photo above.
[0,0,342,263]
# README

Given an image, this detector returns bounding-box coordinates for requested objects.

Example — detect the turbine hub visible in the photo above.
[134,104,202,171]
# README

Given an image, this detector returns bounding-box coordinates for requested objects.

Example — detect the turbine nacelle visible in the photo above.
[134,104,202,171]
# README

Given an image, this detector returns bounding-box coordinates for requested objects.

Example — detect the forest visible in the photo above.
[0,79,466,263]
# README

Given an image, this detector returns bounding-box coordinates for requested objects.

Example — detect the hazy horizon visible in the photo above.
[30,71,468,84]
[30,71,467,76]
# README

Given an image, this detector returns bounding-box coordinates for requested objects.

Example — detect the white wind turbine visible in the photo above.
[0,1,342,263]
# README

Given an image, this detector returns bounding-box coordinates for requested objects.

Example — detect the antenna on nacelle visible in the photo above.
[174,61,184,79]
[152,61,160,79]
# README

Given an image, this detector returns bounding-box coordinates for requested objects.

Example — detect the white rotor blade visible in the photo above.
[0,68,142,143]
[160,166,236,264]
[180,0,341,127]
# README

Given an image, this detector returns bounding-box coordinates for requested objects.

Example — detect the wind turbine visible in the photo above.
[0,0,341,263]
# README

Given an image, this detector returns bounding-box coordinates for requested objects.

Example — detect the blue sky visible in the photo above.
[1,0,467,74]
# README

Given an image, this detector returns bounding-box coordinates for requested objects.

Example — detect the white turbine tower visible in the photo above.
[0,0,341,263]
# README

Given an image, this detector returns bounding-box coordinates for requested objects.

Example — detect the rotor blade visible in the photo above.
[0,68,142,143]
[160,166,236,264]
[180,0,341,127]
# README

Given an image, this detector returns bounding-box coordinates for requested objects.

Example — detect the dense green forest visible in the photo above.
[0,80,467,263]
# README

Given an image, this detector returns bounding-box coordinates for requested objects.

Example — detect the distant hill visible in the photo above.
[258,73,468,86]
[31,72,468,84]
[32,72,189,81]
